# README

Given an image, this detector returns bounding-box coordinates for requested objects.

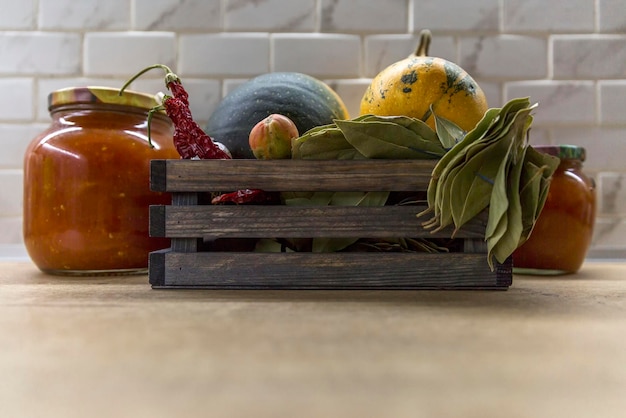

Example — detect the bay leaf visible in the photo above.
[335,119,446,159]
[483,107,535,240]
[516,146,560,244]
[517,160,543,245]
[425,107,501,210]
[361,115,441,146]
[524,146,560,216]
[449,136,513,234]
[483,109,537,267]
[292,126,361,160]
[428,113,509,232]
[434,110,465,150]
[488,145,528,267]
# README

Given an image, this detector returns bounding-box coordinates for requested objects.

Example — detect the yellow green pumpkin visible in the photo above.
[360,30,488,132]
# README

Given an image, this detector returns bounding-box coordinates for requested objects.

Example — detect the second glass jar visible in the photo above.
[513,145,596,274]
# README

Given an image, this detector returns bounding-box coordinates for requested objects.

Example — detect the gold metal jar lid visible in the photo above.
[48,86,159,112]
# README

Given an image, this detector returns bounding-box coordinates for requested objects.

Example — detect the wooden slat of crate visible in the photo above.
[150,159,437,192]
[150,205,488,240]
[149,251,512,290]
[148,159,512,290]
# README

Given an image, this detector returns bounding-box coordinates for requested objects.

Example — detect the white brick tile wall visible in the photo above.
[597,172,626,215]
[503,0,595,33]
[321,0,408,33]
[0,2,35,29]
[477,81,503,109]
[39,0,130,30]
[526,127,550,146]
[592,218,626,254]
[324,78,371,118]
[413,0,500,32]
[222,78,249,96]
[272,34,361,77]
[225,0,315,32]
[179,33,270,77]
[460,36,548,80]
[0,32,81,75]
[505,81,596,125]
[1,1,625,256]
[363,34,457,77]
[598,0,626,32]
[0,124,47,169]
[600,81,626,124]
[134,0,221,31]
[0,79,34,121]
[0,170,23,217]
[84,32,176,77]
[0,218,23,245]
[553,35,626,79]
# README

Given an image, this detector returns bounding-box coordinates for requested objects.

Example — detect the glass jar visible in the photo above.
[513,145,596,275]
[23,86,179,276]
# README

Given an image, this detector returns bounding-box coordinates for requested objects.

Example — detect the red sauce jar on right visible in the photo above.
[513,145,596,275]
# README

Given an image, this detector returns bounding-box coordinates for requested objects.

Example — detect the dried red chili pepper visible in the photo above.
[211,189,280,205]
[120,64,269,205]
[120,64,230,160]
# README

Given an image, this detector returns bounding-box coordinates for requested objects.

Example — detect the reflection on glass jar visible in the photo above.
[513,145,596,275]
[23,86,179,276]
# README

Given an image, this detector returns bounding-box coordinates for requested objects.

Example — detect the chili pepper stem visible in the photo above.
[146,104,166,148]
[118,64,180,96]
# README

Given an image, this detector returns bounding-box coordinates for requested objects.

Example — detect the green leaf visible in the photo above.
[425,122,508,232]
[335,119,445,159]
[284,191,334,206]
[516,146,560,245]
[292,125,361,160]
[449,138,511,234]
[487,145,528,268]
[359,115,440,145]
[483,106,535,240]
[433,110,465,150]
[425,107,501,211]
[331,191,390,207]
[518,160,543,241]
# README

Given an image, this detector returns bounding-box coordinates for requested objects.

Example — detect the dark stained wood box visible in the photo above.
[148,159,512,290]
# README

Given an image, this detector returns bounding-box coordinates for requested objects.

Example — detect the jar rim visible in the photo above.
[533,144,586,161]
[48,86,159,112]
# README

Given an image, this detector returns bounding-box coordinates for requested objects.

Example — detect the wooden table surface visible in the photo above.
[1,260,625,418]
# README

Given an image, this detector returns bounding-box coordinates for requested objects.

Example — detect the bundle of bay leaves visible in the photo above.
[418,97,560,268]
[260,98,560,269]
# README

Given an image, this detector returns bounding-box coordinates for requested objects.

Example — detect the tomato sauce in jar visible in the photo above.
[513,145,596,274]
[23,87,179,275]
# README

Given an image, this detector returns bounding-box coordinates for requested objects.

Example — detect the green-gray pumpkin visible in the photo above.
[205,72,349,159]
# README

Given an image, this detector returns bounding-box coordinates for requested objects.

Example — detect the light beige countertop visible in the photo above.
[1,260,625,418]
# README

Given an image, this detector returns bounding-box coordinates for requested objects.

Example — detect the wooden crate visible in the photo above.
[148,159,512,290]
